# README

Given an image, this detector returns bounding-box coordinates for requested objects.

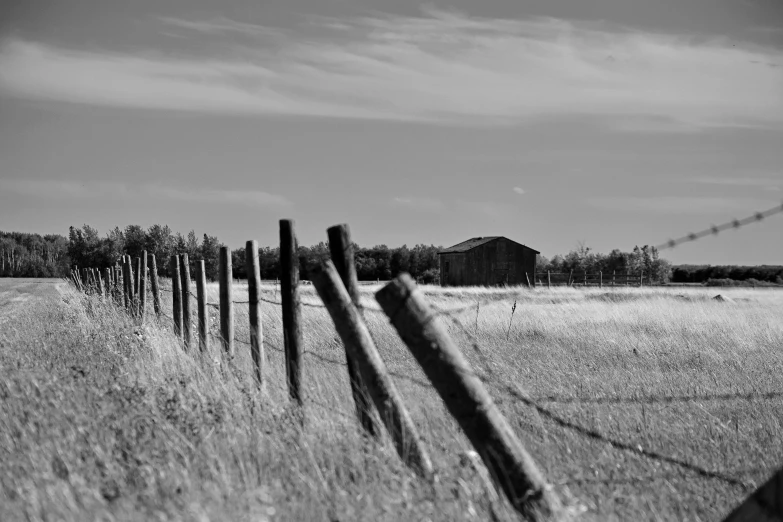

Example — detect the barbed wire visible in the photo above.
[443,315,758,490]
[656,201,783,251]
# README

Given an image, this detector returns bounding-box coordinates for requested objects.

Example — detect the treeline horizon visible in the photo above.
[2,226,781,285]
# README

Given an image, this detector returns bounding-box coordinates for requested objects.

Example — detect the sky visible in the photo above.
[1,0,782,265]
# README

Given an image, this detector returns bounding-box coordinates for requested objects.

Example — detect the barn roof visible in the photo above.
[438,236,540,254]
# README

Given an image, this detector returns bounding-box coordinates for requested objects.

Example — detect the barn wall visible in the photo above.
[439,239,538,287]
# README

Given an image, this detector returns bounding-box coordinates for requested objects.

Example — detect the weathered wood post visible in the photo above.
[148,254,161,317]
[567,269,573,287]
[196,260,208,353]
[179,254,192,349]
[327,224,379,438]
[133,257,141,298]
[127,256,136,313]
[376,274,562,521]
[103,268,112,299]
[122,259,131,311]
[525,272,532,288]
[94,269,104,298]
[219,246,234,357]
[612,270,616,288]
[246,240,264,386]
[139,252,148,321]
[81,268,89,294]
[311,261,432,477]
[280,219,302,405]
[547,271,551,289]
[170,255,182,338]
[583,271,587,287]
[599,271,603,289]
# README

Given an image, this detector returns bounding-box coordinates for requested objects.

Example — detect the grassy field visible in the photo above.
[1,278,782,521]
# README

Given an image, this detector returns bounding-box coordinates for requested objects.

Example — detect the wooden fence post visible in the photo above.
[525,272,532,288]
[640,270,644,288]
[127,256,136,313]
[139,252,148,321]
[547,271,551,289]
[246,240,264,386]
[280,220,303,405]
[196,260,208,353]
[94,269,104,298]
[81,268,89,294]
[311,261,433,477]
[599,271,603,289]
[327,224,380,438]
[219,246,234,357]
[376,274,562,520]
[148,254,161,317]
[170,255,182,338]
[103,268,112,299]
[567,269,573,287]
[179,254,192,349]
[583,271,587,287]
[612,270,616,288]
[122,259,131,311]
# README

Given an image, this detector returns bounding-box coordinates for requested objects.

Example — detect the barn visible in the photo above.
[437,236,539,287]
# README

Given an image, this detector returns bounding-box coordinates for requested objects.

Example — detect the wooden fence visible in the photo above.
[537,270,647,288]
[68,220,779,521]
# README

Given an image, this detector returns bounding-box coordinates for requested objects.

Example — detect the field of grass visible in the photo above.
[2,277,782,521]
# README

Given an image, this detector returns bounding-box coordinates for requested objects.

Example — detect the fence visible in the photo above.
[536,270,647,288]
[68,217,783,521]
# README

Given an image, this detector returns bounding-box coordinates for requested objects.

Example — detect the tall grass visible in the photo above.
[2,280,782,521]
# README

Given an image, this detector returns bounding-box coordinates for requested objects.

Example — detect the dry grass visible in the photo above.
[2,278,782,521]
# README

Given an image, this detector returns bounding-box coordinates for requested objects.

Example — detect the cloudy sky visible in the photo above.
[1,0,782,264]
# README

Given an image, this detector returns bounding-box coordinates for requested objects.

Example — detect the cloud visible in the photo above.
[688,175,782,188]
[390,196,443,211]
[0,178,290,208]
[455,200,512,219]
[1,8,782,128]
[0,179,128,199]
[587,196,776,214]
[512,187,526,195]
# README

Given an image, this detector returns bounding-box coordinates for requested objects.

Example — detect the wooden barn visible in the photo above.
[438,236,539,287]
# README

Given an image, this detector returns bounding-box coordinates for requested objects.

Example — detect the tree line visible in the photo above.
[536,243,672,283]
[5,225,779,286]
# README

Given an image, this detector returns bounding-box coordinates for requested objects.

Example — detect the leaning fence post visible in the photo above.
[327,224,379,438]
[525,272,532,288]
[94,269,104,299]
[170,255,182,338]
[219,246,234,357]
[148,254,161,317]
[196,260,209,353]
[376,274,562,520]
[139,252,148,322]
[280,220,302,405]
[179,254,192,349]
[81,268,89,294]
[246,240,264,386]
[567,269,573,287]
[311,261,432,477]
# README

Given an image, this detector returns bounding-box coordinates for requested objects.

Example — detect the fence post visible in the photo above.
[280,219,303,405]
[196,260,209,353]
[179,254,192,349]
[599,271,603,289]
[139,252,148,322]
[81,268,89,294]
[115,265,123,304]
[127,256,136,313]
[246,241,264,386]
[567,269,573,287]
[640,270,644,288]
[103,268,112,299]
[170,255,182,338]
[376,274,562,521]
[547,271,551,289]
[219,246,234,357]
[525,272,532,288]
[148,254,161,317]
[327,224,380,438]
[122,259,131,311]
[583,271,587,287]
[612,270,616,288]
[94,269,104,298]
[311,261,433,477]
